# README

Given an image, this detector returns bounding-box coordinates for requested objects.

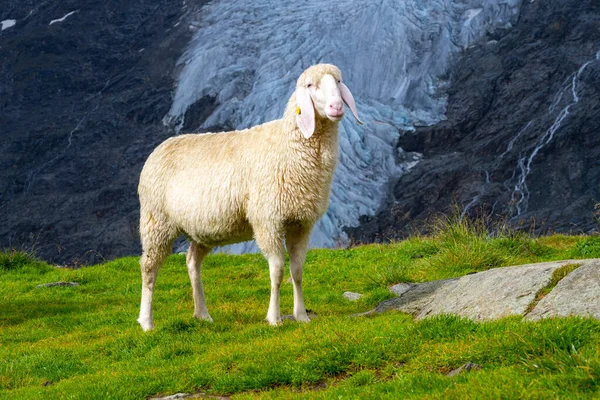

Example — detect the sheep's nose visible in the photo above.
[328,101,343,112]
[326,100,345,119]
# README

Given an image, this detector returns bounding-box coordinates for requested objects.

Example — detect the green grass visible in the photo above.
[2,222,600,399]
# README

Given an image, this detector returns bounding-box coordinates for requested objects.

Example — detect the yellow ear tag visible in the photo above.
[295,106,301,115]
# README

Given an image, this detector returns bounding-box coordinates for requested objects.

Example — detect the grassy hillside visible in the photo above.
[2,219,600,399]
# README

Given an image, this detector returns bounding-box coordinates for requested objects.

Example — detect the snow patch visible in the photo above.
[1,19,16,31]
[49,10,78,26]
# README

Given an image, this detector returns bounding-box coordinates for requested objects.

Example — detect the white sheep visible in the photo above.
[137,63,362,331]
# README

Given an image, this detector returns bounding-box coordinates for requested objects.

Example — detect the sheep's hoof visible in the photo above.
[194,314,214,323]
[138,318,154,332]
[281,312,312,322]
[266,316,283,326]
[294,313,311,323]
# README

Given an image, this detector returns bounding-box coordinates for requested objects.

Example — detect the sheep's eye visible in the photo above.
[306,83,313,88]
[337,80,341,84]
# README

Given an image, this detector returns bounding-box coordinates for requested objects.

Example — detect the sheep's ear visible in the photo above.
[296,87,315,139]
[338,82,364,125]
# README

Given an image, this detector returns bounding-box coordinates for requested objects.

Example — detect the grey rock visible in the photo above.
[447,362,482,377]
[36,282,80,288]
[417,261,569,321]
[527,260,600,320]
[355,278,457,317]
[389,282,413,296]
[363,259,600,321]
[343,291,363,301]
[384,278,457,315]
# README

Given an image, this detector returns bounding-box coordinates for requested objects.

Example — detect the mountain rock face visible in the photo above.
[2,0,599,264]
[0,0,208,264]
[347,0,600,243]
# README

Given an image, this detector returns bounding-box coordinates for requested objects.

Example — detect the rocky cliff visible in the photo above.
[0,0,208,264]
[347,0,600,243]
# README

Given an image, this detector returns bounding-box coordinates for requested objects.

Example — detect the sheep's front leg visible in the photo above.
[286,226,311,322]
[266,252,286,325]
[186,242,213,322]
[255,228,285,326]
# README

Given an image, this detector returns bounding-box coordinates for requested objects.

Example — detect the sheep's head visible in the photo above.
[295,64,363,139]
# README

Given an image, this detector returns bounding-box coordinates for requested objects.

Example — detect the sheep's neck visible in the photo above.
[277,105,339,204]
[282,100,338,157]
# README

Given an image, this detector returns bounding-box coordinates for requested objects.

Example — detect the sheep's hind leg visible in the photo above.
[255,227,286,326]
[286,225,312,323]
[138,241,172,331]
[187,242,213,322]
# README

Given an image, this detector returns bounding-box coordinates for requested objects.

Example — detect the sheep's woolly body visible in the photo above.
[139,106,338,247]
[138,64,355,330]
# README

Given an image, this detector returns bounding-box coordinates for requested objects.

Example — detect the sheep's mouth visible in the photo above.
[326,111,345,121]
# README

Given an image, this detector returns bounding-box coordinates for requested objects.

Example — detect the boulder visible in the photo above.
[526,259,600,320]
[362,259,600,321]
[416,261,569,321]
[364,278,457,316]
